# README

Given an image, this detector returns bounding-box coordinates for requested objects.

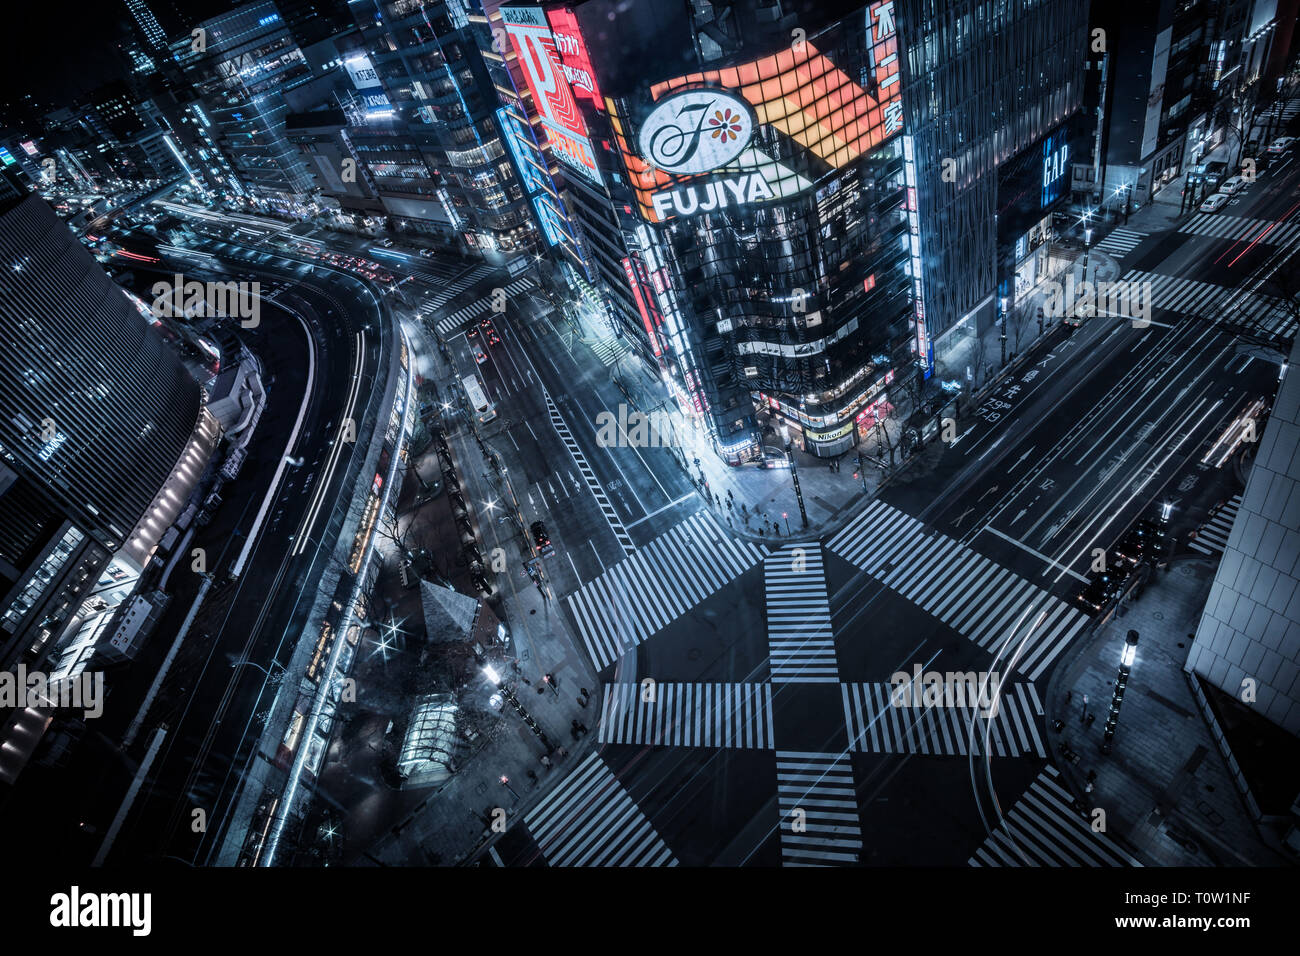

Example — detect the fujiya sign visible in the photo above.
[639,89,755,173]
[640,88,776,219]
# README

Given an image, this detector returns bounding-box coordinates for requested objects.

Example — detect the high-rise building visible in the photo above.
[171,1,321,205]
[896,0,1088,371]
[1188,339,1300,736]
[507,0,1086,461]
[344,0,540,251]
[0,172,217,669]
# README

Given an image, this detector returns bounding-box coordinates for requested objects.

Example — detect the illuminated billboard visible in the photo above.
[497,105,574,248]
[611,0,903,223]
[500,5,602,187]
[545,7,603,109]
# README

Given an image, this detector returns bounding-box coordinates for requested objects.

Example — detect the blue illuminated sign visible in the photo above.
[1041,131,1069,208]
[259,13,281,26]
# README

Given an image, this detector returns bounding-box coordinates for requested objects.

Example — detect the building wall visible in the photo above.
[0,193,203,551]
[1187,336,1300,736]
[897,0,1087,345]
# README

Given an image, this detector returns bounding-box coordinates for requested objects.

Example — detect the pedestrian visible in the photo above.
[526,769,538,784]
[555,746,568,759]
[577,694,587,708]
[1080,693,1089,724]
[577,721,588,737]
[540,754,552,769]
[579,687,590,702]
[1084,780,1094,794]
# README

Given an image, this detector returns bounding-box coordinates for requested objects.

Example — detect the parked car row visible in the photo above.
[1074,518,1168,615]
[1198,137,1295,212]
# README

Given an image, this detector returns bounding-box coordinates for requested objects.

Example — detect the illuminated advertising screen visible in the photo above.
[497,105,572,248]
[500,5,602,187]
[545,7,603,109]
[610,0,903,223]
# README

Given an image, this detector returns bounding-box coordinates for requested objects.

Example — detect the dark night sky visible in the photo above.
[0,2,133,108]
[0,0,237,116]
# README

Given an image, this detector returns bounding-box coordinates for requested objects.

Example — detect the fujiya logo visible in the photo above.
[639,88,755,175]
[50,886,151,936]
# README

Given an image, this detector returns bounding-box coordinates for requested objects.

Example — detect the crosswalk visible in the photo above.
[765,544,839,682]
[968,766,1141,866]
[1093,228,1147,258]
[841,681,1046,757]
[565,511,767,671]
[589,336,631,367]
[1189,494,1241,558]
[596,682,775,748]
[827,500,1088,680]
[1178,212,1300,250]
[776,751,862,865]
[525,753,678,866]
[1119,270,1297,341]
[432,276,535,337]
[417,264,494,313]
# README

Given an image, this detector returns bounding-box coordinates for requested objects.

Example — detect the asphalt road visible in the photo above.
[491,145,1300,867]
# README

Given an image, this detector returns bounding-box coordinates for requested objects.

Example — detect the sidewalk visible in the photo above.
[1043,554,1287,866]
[316,312,602,866]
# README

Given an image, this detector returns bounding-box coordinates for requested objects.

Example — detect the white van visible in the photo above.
[1198,192,1230,213]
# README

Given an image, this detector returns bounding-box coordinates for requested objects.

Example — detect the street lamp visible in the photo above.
[1101,630,1140,755]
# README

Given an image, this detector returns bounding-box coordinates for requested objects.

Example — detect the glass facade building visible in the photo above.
[564,0,914,459]
[0,182,205,667]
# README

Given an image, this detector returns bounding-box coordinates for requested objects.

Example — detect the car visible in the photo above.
[1267,136,1297,154]
[531,521,555,557]
[378,238,394,247]
[1199,192,1230,213]
[1115,518,1167,567]
[1075,569,1126,614]
[480,318,501,346]
[467,325,480,341]
[473,344,488,364]
[1220,175,1246,195]
[418,248,435,259]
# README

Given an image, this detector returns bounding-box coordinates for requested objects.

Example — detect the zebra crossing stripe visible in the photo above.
[590,337,630,367]
[432,276,535,337]
[968,765,1141,866]
[545,392,634,555]
[765,544,839,683]
[1178,213,1300,249]
[828,500,1088,680]
[597,682,776,748]
[1121,269,1296,339]
[1189,494,1241,557]
[776,751,862,866]
[564,511,767,670]
[526,753,678,866]
[1094,228,1147,257]
[841,681,1046,757]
